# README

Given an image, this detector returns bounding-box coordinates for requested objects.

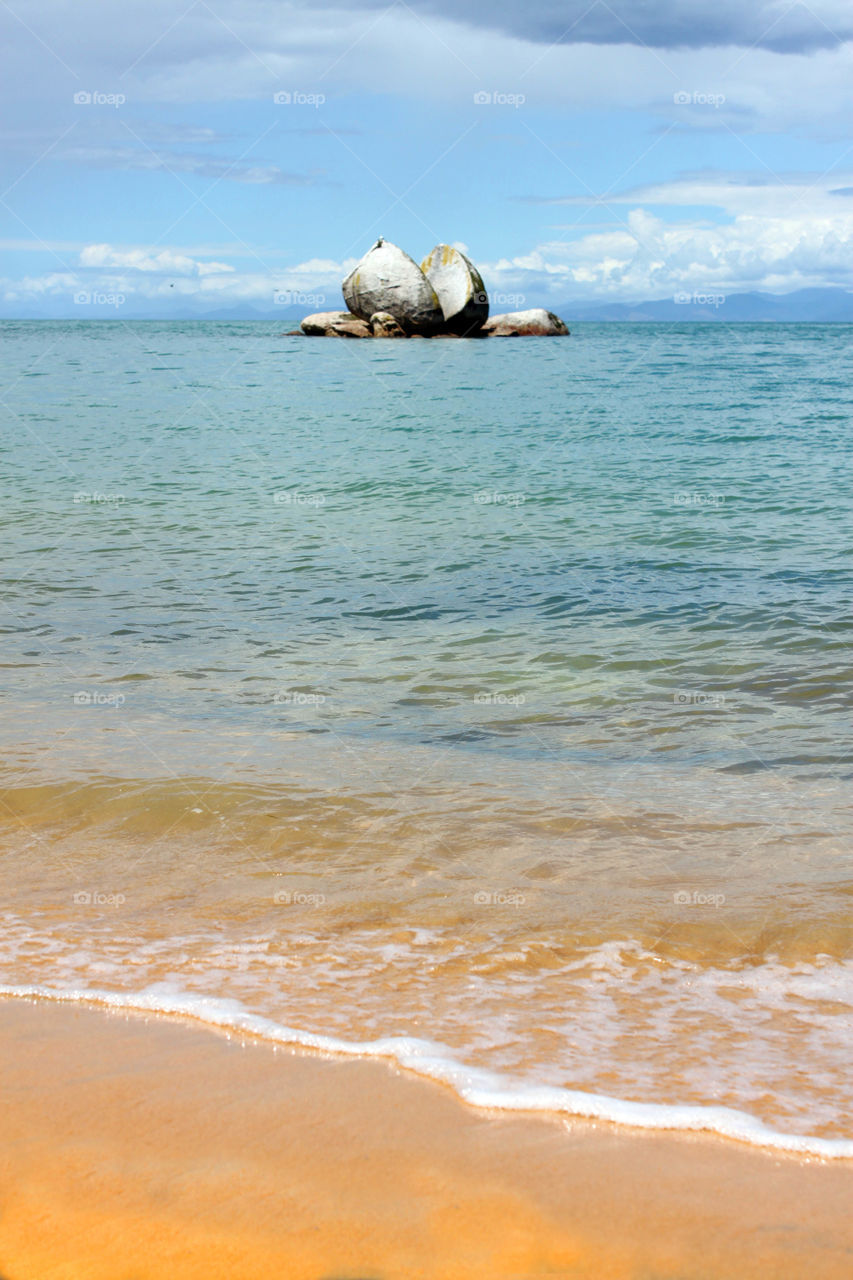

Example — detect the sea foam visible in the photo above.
[2,982,851,1160]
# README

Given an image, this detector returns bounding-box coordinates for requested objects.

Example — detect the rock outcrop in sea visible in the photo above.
[300,311,372,338]
[481,309,569,336]
[300,239,569,338]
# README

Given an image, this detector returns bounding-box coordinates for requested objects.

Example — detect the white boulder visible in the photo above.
[342,239,444,334]
[421,244,489,334]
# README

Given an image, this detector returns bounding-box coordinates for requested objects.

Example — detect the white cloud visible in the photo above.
[485,203,853,300]
[530,171,853,218]
[0,244,355,309]
[79,244,235,275]
[461,170,853,300]
[2,271,79,301]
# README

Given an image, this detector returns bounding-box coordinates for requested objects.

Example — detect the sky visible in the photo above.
[1,0,852,315]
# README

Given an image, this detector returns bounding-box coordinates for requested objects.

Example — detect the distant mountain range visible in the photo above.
[2,287,853,323]
[555,288,853,322]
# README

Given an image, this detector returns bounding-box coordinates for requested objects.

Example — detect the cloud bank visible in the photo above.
[5,169,853,312]
[320,0,853,53]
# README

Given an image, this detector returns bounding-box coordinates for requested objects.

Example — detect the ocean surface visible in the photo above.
[1,319,851,1155]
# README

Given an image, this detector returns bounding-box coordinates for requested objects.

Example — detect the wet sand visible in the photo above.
[0,998,850,1280]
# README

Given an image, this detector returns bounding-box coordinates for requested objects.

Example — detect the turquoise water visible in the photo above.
[1,320,852,1149]
[3,321,853,769]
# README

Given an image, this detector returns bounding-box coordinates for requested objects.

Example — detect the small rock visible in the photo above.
[481,309,570,336]
[370,311,407,338]
[300,311,372,338]
[342,239,444,334]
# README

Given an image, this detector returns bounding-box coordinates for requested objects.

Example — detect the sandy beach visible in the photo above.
[1,997,850,1280]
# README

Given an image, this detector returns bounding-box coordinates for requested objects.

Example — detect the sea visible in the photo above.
[1,318,851,1156]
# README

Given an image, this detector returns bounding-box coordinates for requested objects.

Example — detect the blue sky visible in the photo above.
[1,0,852,314]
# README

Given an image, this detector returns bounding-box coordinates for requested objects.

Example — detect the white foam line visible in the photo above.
[3,982,851,1160]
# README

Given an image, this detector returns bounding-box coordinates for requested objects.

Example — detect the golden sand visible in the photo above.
[0,997,850,1280]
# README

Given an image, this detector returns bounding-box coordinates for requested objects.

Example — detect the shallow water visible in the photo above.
[1,320,851,1149]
